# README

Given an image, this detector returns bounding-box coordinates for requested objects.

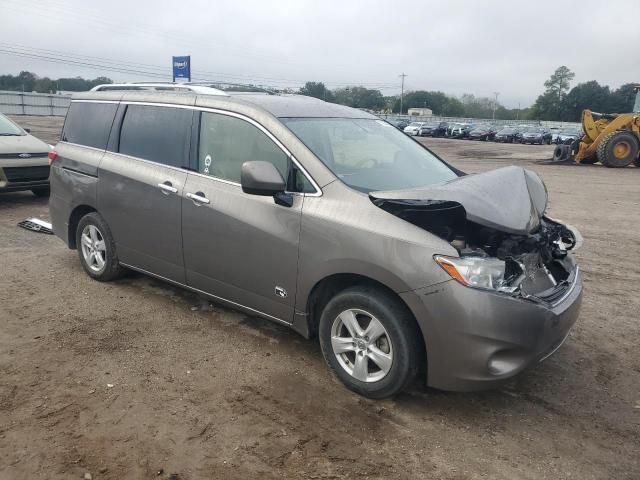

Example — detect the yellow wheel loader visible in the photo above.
[553,86,640,167]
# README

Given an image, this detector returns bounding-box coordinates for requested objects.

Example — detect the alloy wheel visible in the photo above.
[80,224,107,273]
[330,309,393,383]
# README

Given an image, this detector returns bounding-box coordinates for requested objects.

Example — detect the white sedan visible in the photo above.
[403,122,427,135]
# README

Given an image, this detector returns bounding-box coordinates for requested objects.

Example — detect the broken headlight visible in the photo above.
[434,255,522,294]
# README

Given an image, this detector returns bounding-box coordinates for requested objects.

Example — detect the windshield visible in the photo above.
[499,128,515,134]
[0,114,24,136]
[408,122,421,127]
[282,118,458,192]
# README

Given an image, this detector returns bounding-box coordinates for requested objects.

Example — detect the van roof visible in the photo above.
[74,89,376,120]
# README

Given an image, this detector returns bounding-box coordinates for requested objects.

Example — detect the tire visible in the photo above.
[318,285,422,399]
[597,131,639,168]
[31,187,50,197]
[75,212,125,281]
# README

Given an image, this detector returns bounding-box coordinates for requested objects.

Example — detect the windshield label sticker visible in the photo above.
[203,154,212,174]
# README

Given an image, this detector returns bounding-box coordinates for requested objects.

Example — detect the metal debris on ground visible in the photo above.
[17,218,53,234]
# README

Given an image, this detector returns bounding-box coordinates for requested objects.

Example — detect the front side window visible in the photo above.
[198,112,314,192]
[282,117,458,193]
[62,102,118,149]
[118,105,192,168]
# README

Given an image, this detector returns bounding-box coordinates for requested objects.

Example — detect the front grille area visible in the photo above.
[3,166,50,182]
[0,152,48,159]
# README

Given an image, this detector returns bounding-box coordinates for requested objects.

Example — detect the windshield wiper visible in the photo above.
[0,133,22,136]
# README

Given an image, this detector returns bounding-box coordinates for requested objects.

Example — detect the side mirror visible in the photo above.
[24,128,31,133]
[241,161,286,196]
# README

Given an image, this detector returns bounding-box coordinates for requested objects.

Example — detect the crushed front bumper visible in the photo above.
[401,259,582,391]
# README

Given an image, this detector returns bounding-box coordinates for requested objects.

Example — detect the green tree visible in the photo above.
[545,66,575,102]
[333,86,385,110]
[609,83,638,112]
[391,90,464,116]
[562,81,611,121]
[530,66,575,120]
[299,81,334,102]
[34,77,56,93]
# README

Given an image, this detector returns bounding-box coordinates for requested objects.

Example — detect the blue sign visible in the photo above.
[172,56,191,81]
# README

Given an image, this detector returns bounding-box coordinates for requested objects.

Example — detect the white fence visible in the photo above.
[0,90,71,116]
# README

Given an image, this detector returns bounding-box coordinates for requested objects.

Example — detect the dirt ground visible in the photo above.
[1,116,639,480]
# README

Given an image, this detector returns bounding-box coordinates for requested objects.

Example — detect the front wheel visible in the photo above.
[319,285,421,399]
[76,212,125,281]
[598,131,639,168]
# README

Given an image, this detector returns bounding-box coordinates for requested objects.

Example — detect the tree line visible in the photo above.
[301,73,637,122]
[299,81,529,120]
[0,71,113,93]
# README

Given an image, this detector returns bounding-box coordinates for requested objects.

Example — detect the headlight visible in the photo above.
[434,255,521,293]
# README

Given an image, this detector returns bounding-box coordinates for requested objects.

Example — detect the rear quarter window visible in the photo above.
[61,102,117,149]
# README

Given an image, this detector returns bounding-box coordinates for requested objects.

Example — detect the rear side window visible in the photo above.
[118,105,192,168]
[61,102,117,149]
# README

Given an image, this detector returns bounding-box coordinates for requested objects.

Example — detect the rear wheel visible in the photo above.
[597,131,639,168]
[318,285,421,399]
[76,212,125,281]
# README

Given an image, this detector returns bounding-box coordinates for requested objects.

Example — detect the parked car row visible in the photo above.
[395,119,581,146]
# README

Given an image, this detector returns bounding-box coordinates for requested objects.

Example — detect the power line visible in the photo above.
[0,43,399,90]
[1,1,401,89]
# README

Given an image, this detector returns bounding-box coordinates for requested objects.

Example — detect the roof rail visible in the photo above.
[90,83,228,96]
[185,82,276,95]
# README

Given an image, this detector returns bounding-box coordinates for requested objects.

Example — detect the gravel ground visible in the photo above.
[1,117,639,480]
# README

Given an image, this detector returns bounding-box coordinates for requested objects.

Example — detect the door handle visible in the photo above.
[186,192,210,205]
[158,182,178,194]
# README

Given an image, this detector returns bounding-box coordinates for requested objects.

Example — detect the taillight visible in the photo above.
[48,150,58,165]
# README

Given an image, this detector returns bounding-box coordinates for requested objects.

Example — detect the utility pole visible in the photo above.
[492,91,500,120]
[399,73,407,114]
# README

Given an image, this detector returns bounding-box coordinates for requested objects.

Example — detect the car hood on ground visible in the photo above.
[0,134,50,154]
[369,166,548,236]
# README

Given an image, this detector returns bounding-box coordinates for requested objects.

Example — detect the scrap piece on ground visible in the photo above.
[17,218,53,234]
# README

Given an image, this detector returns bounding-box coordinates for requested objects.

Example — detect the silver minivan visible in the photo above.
[49,85,582,398]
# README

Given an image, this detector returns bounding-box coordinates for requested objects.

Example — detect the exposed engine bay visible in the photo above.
[370,166,581,302]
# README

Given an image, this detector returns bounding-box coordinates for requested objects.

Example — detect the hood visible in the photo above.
[0,133,50,154]
[370,166,548,236]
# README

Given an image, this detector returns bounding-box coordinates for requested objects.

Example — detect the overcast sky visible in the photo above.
[1,0,638,107]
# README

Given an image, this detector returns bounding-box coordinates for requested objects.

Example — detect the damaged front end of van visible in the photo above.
[371,166,583,390]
